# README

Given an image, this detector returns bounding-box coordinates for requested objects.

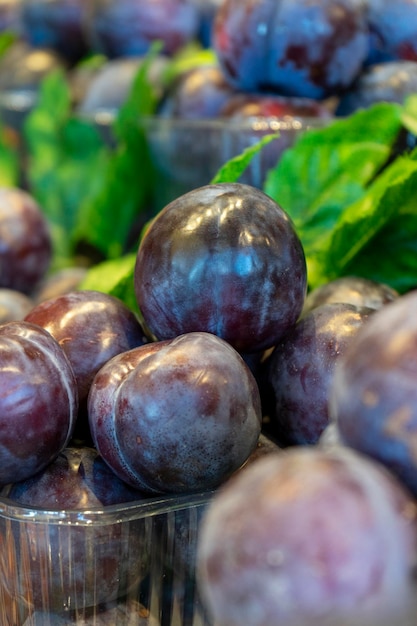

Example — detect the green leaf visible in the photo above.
[211,133,280,184]
[72,44,162,259]
[24,71,109,268]
[312,152,417,293]
[401,94,417,136]
[79,253,138,313]
[263,103,403,254]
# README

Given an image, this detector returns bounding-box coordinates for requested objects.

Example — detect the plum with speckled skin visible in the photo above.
[0,321,78,485]
[213,0,369,99]
[1,446,148,612]
[134,183,307,354]
[0,187,52,295]
[330,289,417,497]
[88,331,262,494]
[197,446,417,626]
[267,302,372,445]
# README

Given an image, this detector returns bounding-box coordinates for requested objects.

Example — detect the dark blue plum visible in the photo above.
[88,331,262,494]
[330,289,417,498]
[134,183,307,353]
[20,0,89,64]
[366,0,417,65]
[213,0,369,99]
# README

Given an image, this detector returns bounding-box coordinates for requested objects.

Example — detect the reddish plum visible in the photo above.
[267,303,373,445]
[0,187,52,295]
[88,331,262,494]
[330,289,417,497]
[213,0,369,99]
[197,446,417,626]
[134,183,307,353]
[1,446,149,612]
[0,321,78,485]
[25,290,148,415]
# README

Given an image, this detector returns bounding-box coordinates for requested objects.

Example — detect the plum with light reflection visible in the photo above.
[24,290,148,438]
[134,183,307,354]
[88,331,262,494]
[0,321,77,485]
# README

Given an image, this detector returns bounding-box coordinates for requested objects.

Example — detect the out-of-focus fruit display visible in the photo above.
[135,183,307,353]
[197,446,417,626]
[330,289,417,497]
[88,331,262,494]
[336,61,417,116]
[213,0,369,99]
[33,265,87,303]
[267,302,373,445]
[0,446,149,612]
[366,0,417,65]
[157,63,237,120]
[0,321,78,485]
[0,287,33,321]
[24,289,148,419]
[83,0,201,59]
[0,186,52,295]
[302,275,399,315]
[19,0,89,64]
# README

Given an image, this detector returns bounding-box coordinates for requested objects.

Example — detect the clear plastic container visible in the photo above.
[141,116,327,210]
[0,490,214,625]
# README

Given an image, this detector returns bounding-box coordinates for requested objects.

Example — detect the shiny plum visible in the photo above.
[88,331,262,494]
[134,183,307,353]
[84,0,200,59]
[330,289,417,497]
[267,303,372,445]
[197,446,417,626]
[25,290,148,419]
[0,187,52,295]
[213,0,369,99]
[1,446,148,612]
[302,275,398,316]
[0,321,78,485]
